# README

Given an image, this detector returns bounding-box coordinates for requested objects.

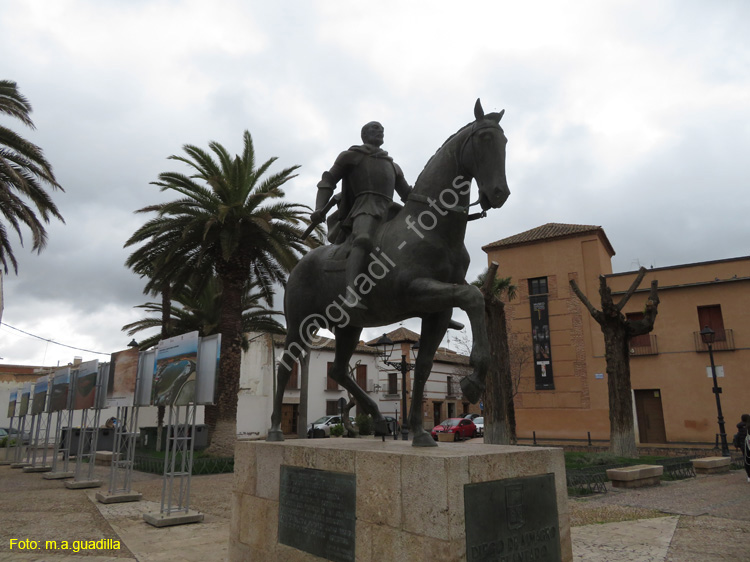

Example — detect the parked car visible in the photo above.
[307,415,355,438]
[0,427,30,445]
[430,418,476,441]
[462,413,481,420]
[383,416,401,435]
[473,417,484,437]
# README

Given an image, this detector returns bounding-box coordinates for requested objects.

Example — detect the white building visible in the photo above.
[236,327,478,438]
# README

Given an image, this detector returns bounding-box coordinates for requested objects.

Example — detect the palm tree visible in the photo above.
[122,276,286,350]
[129,130,311,453]
[472,264,518,444]
[0,80,64,273]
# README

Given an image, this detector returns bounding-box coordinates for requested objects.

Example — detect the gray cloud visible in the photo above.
[1,0,749,364]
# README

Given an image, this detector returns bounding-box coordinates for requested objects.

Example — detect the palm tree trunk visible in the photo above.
[481,264,514,445]
[206,261,247,456]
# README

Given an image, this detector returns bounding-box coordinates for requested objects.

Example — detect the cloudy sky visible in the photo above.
[1,0,748,367]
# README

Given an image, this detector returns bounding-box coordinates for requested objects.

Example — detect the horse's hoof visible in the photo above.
[412,432,438,447]
[460,375,485,404]
[267,429,284,442]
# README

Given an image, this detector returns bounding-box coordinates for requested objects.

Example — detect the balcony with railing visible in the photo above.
[446,376,462,399]
[629,334,658,356]
[694,329,735,352]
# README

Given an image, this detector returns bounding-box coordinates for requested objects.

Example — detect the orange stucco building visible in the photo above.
[483,223,750,445]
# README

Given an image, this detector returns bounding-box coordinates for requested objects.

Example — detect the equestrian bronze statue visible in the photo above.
[269,99,510,446]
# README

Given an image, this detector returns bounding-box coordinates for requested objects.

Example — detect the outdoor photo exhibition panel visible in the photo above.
[101,346,142,501]
[68,359,102,487]
[155,331,199,518]
[2,389,18,464]
[45,366,74,478]
[143,331,220,527]
[12,383,31,465]
[25,374,52,471]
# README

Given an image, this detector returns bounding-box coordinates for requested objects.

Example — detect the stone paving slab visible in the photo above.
[572,516,678,561]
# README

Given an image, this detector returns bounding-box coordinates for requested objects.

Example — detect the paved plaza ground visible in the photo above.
[1,454,749,561]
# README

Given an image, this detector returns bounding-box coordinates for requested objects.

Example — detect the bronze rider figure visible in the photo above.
[311,121,411,308]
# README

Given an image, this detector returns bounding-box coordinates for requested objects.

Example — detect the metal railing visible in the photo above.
[694,329,735,352]
[629,334,658,356]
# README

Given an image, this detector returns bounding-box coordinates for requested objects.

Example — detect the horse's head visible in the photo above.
[460,99,510,211]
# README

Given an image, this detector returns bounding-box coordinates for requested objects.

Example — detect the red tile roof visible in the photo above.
[482,222,615,256]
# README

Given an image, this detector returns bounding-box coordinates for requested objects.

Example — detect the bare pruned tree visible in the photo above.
[569,267,660,457]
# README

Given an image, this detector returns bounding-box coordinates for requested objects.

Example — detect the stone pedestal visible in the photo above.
[96,491,143,504]
[231,438,572,562]
[64,479,103,489]
[22,465,52,473]
[144,510,204,527]
[42,471,74,480]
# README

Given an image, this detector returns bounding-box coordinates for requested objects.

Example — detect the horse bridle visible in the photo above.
[460,121,502,221]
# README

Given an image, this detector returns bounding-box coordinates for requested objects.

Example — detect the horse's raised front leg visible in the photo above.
[407,279,489,404]
[410,311,452,447]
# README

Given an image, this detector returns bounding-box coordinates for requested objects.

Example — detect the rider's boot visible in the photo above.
[344,245,369,310]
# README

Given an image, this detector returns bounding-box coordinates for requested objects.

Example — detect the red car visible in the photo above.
[430,418,477,441]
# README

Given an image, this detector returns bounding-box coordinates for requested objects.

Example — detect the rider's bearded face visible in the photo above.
[362,122,384,147]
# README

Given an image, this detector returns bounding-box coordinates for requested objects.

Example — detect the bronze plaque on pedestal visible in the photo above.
[464,473,561,562]
[278,465,356,562]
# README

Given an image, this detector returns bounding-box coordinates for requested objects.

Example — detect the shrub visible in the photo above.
[330,424,345,437]
[355,414,373,436]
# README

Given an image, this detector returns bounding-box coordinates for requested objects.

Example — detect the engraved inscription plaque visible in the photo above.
[464,473,561,562]
[278,466,356,562]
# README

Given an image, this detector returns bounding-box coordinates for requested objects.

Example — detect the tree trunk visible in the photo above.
[206,260,247,456]
[569,269,659,459]
[481,263,514,445]
[603,326,638,457]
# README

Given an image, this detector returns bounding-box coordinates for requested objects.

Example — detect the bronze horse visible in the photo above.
[269,99,509,446]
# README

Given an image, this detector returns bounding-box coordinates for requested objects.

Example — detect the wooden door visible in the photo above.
[634,389,667,444]
[433,402,442,427]
[281,404,299,435]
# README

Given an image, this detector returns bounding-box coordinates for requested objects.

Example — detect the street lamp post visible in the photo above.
[373,334,419,441]
[700,326,730,457]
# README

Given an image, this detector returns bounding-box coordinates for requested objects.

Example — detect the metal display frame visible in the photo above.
[44,407,75,479]
[161,403,198,515]
[10,413,29,467]
[65,361,104,489]
[43,367,75,479]
[10,383,32,468]
[144,332,219,527]
[1,412,18,465]
[24,375,53,472]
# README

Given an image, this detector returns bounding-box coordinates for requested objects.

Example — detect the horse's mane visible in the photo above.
[413,120,475,187]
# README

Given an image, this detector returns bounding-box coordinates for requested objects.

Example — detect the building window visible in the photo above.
[356,364,367,389]
[285,362,298,390]
[326,400,339,415]
[697,305,726,341]
[528,276,548,296]
[447,376,461,397]
[326,362,339,390]
[388,372,398,395]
